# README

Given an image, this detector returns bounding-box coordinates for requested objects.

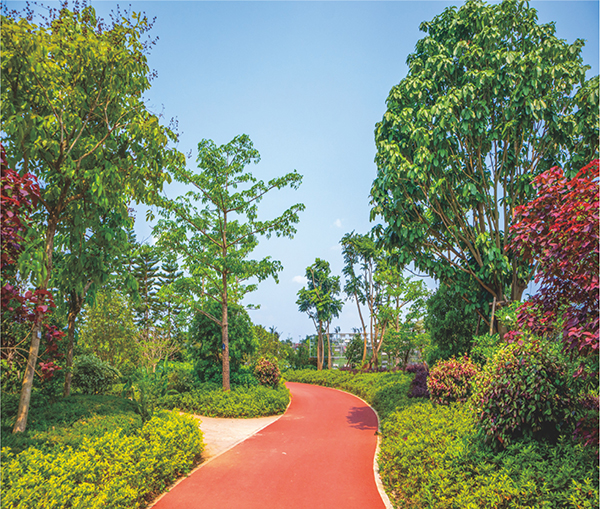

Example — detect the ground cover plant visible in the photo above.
[1,395,205,509]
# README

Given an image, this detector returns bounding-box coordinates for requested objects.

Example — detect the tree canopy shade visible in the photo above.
[370,0,599,324]
[296,258,343,370]
[1,4,183,432]
[154,135,304,390]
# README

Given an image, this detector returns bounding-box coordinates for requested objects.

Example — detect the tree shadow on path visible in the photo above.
[346,406,378,431]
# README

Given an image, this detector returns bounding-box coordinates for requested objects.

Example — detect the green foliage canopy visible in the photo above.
[155,135,304,389]
[370,0,599,312]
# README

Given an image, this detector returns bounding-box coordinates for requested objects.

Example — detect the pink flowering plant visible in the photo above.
[253,357,281,388]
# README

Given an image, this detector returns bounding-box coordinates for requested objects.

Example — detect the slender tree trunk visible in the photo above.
[317,321,323,370]
[353,293,368,363]
[326,324,332,370]
[63,303,78,397]
[63,284,90,397]
[222,278,230,391]
[13,216,58,433]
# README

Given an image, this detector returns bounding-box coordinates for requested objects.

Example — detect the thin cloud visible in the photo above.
[292,275,308,285]
[333,219,342,228]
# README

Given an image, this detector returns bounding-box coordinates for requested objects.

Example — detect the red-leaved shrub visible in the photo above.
[427,356,481,405]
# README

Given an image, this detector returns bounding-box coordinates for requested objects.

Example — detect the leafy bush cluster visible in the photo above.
[427,356,481,405]
[158,384,290,418]
[253,357,281,387]
[72,355,120,395]
[1,410,204,509]
[405,363,429,398]
[473,339,578,447]
[379,401,598,509]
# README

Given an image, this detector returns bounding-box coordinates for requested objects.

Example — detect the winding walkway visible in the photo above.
[151,382,387,508]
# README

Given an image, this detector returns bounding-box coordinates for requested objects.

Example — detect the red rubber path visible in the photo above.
[151,382,386,508]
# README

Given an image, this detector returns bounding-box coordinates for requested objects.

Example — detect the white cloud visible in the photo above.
[333,218,342,228]
[292,275,308,285]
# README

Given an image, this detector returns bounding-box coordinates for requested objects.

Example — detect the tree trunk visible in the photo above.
[222,286,230,391]
[317,322,323,370]
[13,320,42,433]
[353,292,368,363]
[13,215,58,433]
[63,303,78,397]
[326,324,332,370]
[63,285,89,398]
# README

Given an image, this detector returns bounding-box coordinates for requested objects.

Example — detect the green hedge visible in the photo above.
[158,384,290,418]
[379,401,599,509]
[1,410,204,509]
[284,369,413,419]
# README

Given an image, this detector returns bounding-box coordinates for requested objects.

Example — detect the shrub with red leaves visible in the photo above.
[253,357,281,387]
[427,356,481,405]
[508,160,599,360]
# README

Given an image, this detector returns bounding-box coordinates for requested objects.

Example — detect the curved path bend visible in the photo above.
[152,382,387,509]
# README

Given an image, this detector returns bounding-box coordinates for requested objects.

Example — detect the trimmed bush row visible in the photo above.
[158,384,290,418]
[1,410,204,509]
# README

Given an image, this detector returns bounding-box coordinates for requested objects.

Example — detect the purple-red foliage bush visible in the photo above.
[253,357,281,387]
[405,363,429,398]
[507,160,599,360]
[1,146,63,380]
[427,356,481,405]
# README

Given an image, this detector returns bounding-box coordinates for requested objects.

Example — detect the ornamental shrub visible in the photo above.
[158,384,289,418]
[254,357,281,387]
[405,363,429,398]
[472,339,577,448]
[72,355,120,395]
[428,356,481,405]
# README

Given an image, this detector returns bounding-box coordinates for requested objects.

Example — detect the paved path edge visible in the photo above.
[313,384,394,509]
[148,395,292,508]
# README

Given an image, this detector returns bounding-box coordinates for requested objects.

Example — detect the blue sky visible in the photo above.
[9,1,599,342]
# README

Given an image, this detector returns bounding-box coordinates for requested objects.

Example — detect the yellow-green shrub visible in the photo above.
[284,369,413,419]
[1,410,204,509]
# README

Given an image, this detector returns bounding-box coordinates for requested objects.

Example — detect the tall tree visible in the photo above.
[53,206,133,396]
[296,258,343,370]
[132,244,162,342]
[370,0,599,329]
[1,4,182,432]
[508,160,599,363]
[157,253,185,348]
[154,135,304,390]
[341,232,429,369]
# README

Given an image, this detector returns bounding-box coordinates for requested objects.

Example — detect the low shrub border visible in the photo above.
[1,410,204,509]
[158,384,290,418]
